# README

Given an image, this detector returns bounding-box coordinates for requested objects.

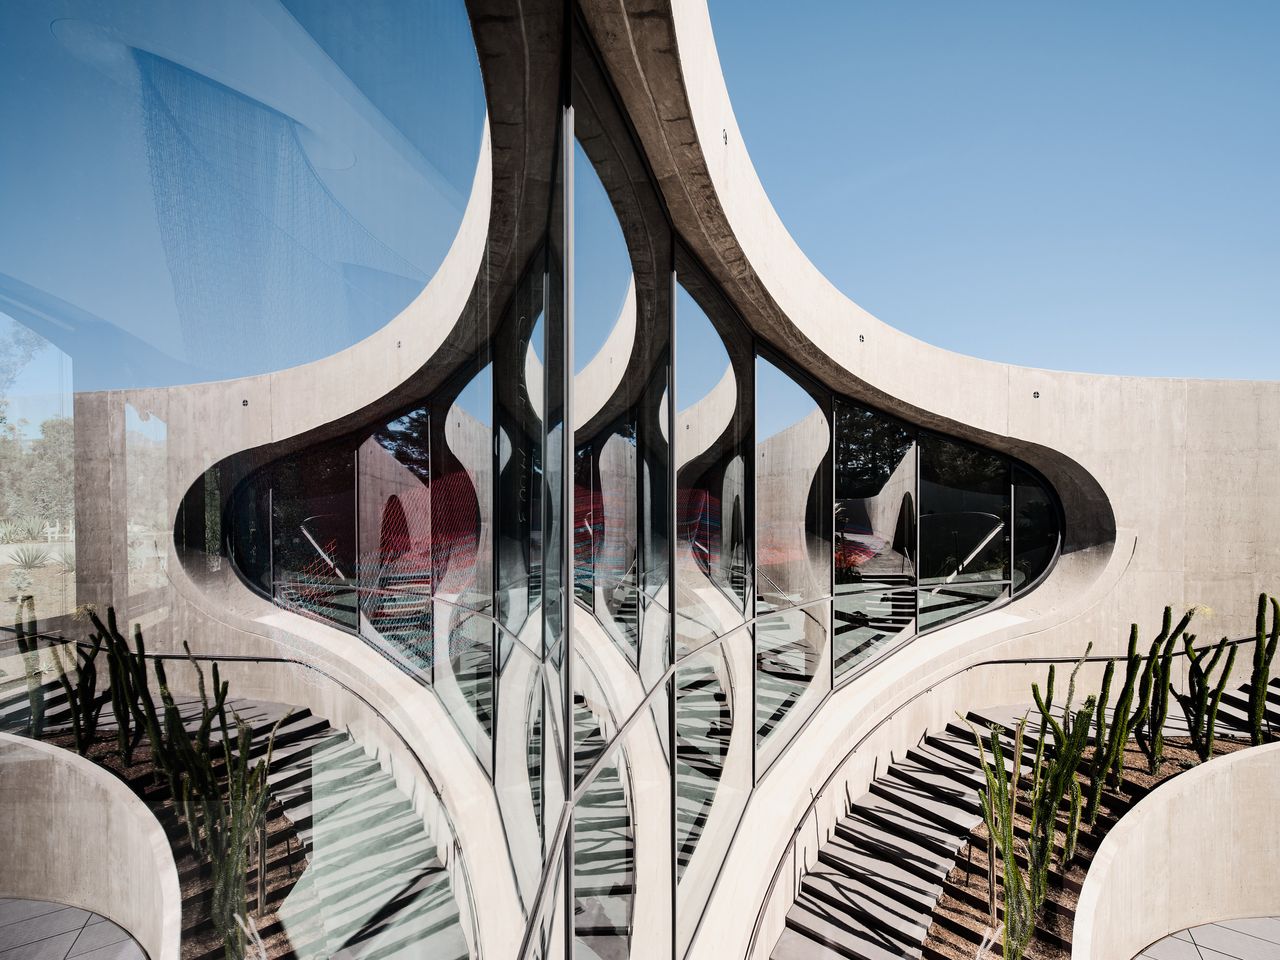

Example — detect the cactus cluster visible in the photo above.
[1133,607,1194,775]
[14,596,45,738]
[50,632,107,755]
[969,716,1035,960]
[93,608,283,960]
[1175,633,1237,762]
[1249,593,1280,746]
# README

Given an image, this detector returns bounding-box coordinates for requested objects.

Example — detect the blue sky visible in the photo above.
[710,1,1279,379]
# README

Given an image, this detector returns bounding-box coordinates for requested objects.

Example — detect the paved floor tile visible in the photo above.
[69,941,144,960]
[66,923,128,959]
[1141,935,1204,960]
[1221,920,1280,948]
[0,904,65,931]
[0,910,89,952]
[0,931,82,960]
[1190,923,1280,960]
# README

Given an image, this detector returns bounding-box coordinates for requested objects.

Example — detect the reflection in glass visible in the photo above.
[272,443,358,631]
[755,602,831,772]
[918,434,1010,629]
[0,317,76,623]
[1013,466,1060,595]
[574,684,672,960]
[833,400,916,676]
[755,357,831,613]
[675,280,751,657]
[675,629,752,954]
[0,1,485,389]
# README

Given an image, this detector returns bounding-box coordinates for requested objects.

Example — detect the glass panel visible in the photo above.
[676,628,752,955]
[1013,466,1060,595]
[919,433,1010,629]
[0,2,486,389]
[675,279,751,657]
[436,607,494,775]
[225,468,268,593]
[0,318,76,624]
[918,580,1009,631]
[755,357,831,613]
[755,601,831,772]
[272,443,358,631]
[833,399,916,677]
[125,404,168,608]
[574,684,672,960]
[357,407,433,676]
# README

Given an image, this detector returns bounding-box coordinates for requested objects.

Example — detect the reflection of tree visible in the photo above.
[0,323,44,426]
[0,416,74,525]
[834,402,913,499]
[374,408,430,481]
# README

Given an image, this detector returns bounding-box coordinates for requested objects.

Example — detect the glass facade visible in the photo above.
[0,5,1064,960]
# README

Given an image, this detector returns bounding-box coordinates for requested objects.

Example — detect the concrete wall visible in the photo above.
[1074,741,1280,960]
[0,733,182,960]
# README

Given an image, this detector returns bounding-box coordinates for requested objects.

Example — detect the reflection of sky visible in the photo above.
[124,403,166,443]
[676,284,730,411]
[0,1,484,391]
[573,139,632,374]
[0,314,72,439]
[453,363,492,426]
[756,355,819,441]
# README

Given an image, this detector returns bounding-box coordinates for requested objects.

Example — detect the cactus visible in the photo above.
[1175,633,1237,762]
[968,716,1035,960]
[14,596,45,738]
[1084,657,1114,824]
[1134,606,1193,775]
[1028,652,1096,906]
[94,609,170,780]
[49,635,107,755]
[1249,593,1280,746]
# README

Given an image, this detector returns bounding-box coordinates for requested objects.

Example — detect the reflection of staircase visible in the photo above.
[362,567,434,676]
[675,658,732,877]
[754,617,815,743]
[277,570,358,628]
[606,585,640,664]
[449,635,494,739]
[833,574,915,675]
[0,670,471,960]
[573,694,634,960]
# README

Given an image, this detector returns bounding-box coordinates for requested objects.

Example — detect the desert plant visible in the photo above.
[1028,651,1096,903]
[10,545,51,569]
[14,595,44,738]
[97,610,137,765]
[0,520,17,543]
[1133,606,1194,775]
[1249,593,1280,746]
[17,516,47,542]
[93,609,174,788]
[55,552,75,575]
[8,569,32,594]
[1084,627,1146,824]
[969,715,1035,960]
[1175,633,1237,762]
[50,635,107,755]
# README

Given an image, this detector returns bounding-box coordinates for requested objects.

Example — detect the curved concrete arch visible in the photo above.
[0,733,182,960]
[1074,741,1280,960]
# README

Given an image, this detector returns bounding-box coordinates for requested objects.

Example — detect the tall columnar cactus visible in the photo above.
[1134,606,1194,775]
[1029,654,1095,893]
[968,716,1035,960]
[50,634,106,755]
[14,596,44,738]
[94,609,172,781]
[1175,633,1237,762]
[1249,593,1280,746]
[1084,628,1145,824]
[99,613,136,765]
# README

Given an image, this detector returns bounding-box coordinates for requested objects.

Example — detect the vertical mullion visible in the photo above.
[561,87,576,960]
[668,262,678,960]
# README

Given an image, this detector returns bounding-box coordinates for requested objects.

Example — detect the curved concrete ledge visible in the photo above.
[0,734,181,960]
[1074,741,1280,960]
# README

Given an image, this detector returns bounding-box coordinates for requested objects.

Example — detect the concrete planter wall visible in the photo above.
[1074,741,1280,960]
[0,733,181,960]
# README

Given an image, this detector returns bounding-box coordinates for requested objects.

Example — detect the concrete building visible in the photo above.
[0,2,1276,960]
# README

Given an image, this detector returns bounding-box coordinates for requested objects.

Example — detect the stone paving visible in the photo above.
[0,900,144,960]
[1140,918,1280,960]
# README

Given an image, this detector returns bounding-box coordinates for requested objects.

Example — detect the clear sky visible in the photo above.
[709,1,1279,380]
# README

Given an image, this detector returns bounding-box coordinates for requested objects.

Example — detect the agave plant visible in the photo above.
[18,517,48,542]
[0,520,17,544]
[55,552,75,575]
[10,545,51,570]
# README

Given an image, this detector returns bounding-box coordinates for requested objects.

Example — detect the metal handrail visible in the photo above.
[1,626,485,959]
[739,634,1258,960]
